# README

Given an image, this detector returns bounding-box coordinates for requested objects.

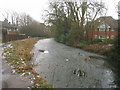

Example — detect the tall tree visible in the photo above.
[45,0,107,46]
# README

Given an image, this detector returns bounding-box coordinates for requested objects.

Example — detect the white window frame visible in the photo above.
[99,35,105,39]
[111,29,115,31]
[111,35,114,39]
[96,28,99,31]
[95,35,97,39]
[99,28,105,31]
[107,28,110,31]
[107,36,109,39]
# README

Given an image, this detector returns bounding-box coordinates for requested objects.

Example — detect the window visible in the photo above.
[99,35,102,39]
[8,28,11,31]
[99,35,105,39]
[111,29,114,31]
[107,28,109,31]
[96,28,99,31]
[95,35,97,39]
[111,35,114,39]
[107,36,109,39]
[99,24,110,32]
[99,28,105,31]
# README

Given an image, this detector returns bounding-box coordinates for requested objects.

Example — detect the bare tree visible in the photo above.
[18,13,33,27]
[10,11,19,25]
[46,0,107,45]
[2,11,10,20]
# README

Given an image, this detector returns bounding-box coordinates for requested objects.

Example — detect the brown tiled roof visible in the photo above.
[96,16,118,29]
[2,19,17,29]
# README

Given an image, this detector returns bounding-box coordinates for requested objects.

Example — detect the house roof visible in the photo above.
[96,16,118,29]
[2,19,17,29]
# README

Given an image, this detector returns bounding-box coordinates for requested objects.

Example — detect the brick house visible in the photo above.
[2,19,18,35]
[86,16,118,40]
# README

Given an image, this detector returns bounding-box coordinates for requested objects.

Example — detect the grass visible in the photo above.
[3,38,52,88]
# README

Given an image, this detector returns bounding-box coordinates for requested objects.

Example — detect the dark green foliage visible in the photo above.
[105,37,120,87]
[2,29,7,36]
[102,39,115,44]
[92,39,115,44]
[92,39,102,43]
[59,34,66,43]
[76,43,85,49]
[107,37,119,60]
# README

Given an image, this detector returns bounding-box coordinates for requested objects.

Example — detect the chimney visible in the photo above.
[4,18,8,23]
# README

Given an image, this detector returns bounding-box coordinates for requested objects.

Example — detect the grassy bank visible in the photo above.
[81,44,113,55]
[3,38,52,88]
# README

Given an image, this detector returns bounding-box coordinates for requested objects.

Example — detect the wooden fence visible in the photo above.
[2,34,28,42]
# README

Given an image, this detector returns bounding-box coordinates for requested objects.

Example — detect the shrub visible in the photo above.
[2,29,7,36]
[92,39,102,44]
[59,34,66,43]
[102,39,114,44]
[77,43,85,49]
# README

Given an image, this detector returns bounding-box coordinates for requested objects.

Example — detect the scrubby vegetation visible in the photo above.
[83,44,113,54]
[2,29,7,36]
[3,38,52,88]
[106,37,120,87]
[92,39,102,44]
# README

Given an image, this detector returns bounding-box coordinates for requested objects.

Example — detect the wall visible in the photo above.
[87,29,117,40]
[2,35,28,42]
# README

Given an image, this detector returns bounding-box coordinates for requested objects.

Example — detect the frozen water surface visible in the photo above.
[31,38,117,88]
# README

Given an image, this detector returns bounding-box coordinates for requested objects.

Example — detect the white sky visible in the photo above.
[0,0,120,23]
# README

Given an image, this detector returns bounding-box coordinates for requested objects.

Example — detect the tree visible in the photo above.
[18,13,33,27]
[19,14,47,37]
[2,11,9,20]
[2,10,20,26]
[45,0,107,46]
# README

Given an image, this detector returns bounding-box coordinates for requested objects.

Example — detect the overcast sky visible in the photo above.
[0,0,120,23]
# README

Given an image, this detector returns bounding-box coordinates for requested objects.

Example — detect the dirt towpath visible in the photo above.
[1,43,33,88]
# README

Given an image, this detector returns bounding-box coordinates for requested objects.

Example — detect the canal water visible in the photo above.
[31,38,117,88]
